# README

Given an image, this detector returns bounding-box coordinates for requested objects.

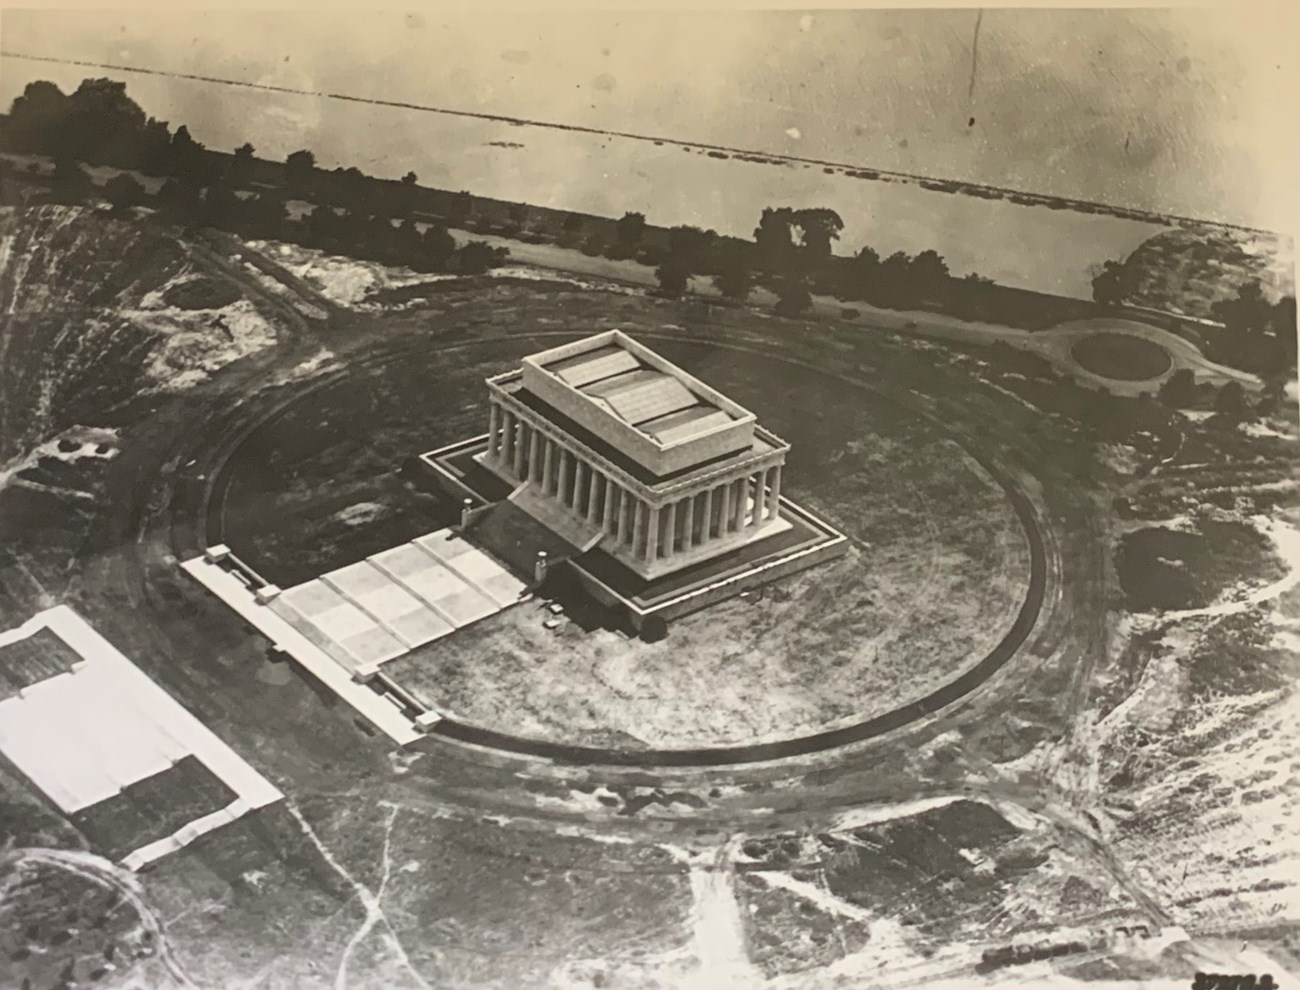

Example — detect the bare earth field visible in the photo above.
[1,207,1296,989]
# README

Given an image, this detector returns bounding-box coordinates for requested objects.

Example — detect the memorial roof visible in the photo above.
[538,336,749,446]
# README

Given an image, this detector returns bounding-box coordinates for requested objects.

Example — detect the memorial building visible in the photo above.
[420,329,846,630]
[477,330,792,580]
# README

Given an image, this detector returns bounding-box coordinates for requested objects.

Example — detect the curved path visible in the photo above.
[0,847,198,989]
[203,330,1052,769]
[438,230,1261,398]
[1031,317,1260,395]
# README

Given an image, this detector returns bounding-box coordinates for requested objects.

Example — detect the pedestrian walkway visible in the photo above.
[270,527,528,680]
[434,226,1261,397]
[184,529,531,744]
[182,554,425,744]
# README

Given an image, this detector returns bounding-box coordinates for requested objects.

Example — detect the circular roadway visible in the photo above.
[204,331,1050,769]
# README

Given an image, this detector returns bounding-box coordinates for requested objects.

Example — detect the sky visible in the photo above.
[0,6,1295,231]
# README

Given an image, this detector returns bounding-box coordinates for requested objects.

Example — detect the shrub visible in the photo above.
[162,276,241,310]
[1157,368,1198,408]
[773,278,812,316]
[103,172,147,210]
[456,240,509,274]
[655,257,691,296]
[636,245,667,267]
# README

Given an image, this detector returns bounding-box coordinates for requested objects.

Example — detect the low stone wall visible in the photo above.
[570,529,848,631]
[417,437,491,507]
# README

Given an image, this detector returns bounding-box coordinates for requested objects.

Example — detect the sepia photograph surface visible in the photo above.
[0,5,1296,989]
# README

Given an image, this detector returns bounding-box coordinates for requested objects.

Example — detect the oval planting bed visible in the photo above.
[1069,332,1173,381]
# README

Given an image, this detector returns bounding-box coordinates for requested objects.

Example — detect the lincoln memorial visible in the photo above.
[418,329,844,629]
[475,330,793,580]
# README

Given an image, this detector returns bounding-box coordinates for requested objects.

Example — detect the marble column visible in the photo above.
[587,470,603,524]
[750,468,768,529]
[557,448,572,505]
[768,465,782,519]
[699,488,714,544]
[645,506,660,560]
[604,481,620,534]
[528,429,542,483]
[718,482,732,537]
[573,460,587,514]
[504,413,519,474]
[681,494,695,552]
[488,402,501,459]
[662,502,677,558]
[542,439,556,494]
[632,501,647,557]
[617,490,632,545]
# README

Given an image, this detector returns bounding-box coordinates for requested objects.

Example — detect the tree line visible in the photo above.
[6,75,1290,377]
[622,205,1020,323]
[0,77,1068,325]
[1092,254,1296,385]
[4,79,507,276]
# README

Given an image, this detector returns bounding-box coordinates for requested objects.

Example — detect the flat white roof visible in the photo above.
[525,330,756,448]
[0,606,282,814]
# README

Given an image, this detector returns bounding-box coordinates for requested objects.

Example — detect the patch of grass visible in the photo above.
[162,276,241,310]
[224,322,1032,749]
[1117,520,1285,611]
[1182,609,1300,699]
[0,860,153,990]
[737,874,870,978]
[1070,333,1172,381]
[819,801,1036,937]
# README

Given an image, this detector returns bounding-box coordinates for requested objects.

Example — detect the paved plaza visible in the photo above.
[271,527,529,678]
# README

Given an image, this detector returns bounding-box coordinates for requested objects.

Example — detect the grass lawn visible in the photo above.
[1117,520,1285,612]
[0,858,160,990]
[374,341,1032,749]
[219,292,1034,749]
[1069,332,1172,381]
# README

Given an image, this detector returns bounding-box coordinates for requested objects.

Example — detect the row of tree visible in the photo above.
[11,77,1291,372]
[1157,369,1260,421]
[0,79,1065,323]
[1206,281,1297,382]
[1091,256,1297,383]
[629,205,1011,322]
[4,78,223,182]
[51,162,508,276]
